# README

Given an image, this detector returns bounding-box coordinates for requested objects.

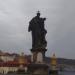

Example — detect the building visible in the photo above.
[0,50,17,62]
[0,51,30,74]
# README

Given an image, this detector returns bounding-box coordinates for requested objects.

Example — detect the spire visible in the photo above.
[53,53,56,58]
[18,52,25,65]
[51,53,57,66]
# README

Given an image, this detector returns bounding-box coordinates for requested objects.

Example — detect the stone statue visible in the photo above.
[28,11,47,49]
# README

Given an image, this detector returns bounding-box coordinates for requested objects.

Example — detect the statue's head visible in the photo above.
[36,11,40,17]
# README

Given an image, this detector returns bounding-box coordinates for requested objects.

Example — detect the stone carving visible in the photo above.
[28,11,47,49]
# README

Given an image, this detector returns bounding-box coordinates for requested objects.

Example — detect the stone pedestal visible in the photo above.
[28,63,49,75]
[31,48,47,63]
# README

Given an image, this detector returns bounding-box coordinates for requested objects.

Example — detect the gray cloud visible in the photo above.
[0,0,75,59]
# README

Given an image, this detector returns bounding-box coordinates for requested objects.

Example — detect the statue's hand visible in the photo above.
[43,18,46,20]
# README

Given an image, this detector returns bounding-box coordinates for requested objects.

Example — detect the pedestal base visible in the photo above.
[28,63,49,75]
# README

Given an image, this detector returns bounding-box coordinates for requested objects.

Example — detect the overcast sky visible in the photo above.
[0,0,75,59]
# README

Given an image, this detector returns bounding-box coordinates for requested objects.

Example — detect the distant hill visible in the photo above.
[45,57,75,66]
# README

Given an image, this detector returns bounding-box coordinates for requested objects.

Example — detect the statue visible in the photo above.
[28,11,47,49]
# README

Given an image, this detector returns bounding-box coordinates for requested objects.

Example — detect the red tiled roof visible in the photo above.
[0,59,30,67]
